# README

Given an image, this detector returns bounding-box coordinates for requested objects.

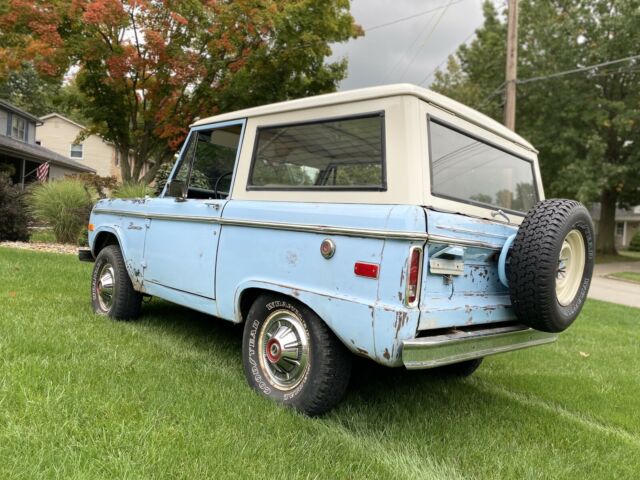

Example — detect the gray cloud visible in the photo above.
[329,0,493,91]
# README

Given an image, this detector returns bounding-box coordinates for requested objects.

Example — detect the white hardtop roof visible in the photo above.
[192,83,535,152]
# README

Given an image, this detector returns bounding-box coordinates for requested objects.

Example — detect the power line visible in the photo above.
[365,0,467,32]
[397,0,456,82]
[517,54,640,84]
[478,54,640,108]
[382,13,438,84]
[418,29,476,86]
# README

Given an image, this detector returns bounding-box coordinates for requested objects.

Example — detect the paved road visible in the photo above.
[588,261,640,308]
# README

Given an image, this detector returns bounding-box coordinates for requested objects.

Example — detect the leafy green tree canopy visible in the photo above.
[0,0,362,183]
[432,0,640,254]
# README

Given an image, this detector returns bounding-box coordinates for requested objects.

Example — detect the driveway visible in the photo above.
[588,261,640,308]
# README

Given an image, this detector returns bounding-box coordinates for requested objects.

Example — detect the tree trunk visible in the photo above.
[596,188,618,255]
[119,146,132,183]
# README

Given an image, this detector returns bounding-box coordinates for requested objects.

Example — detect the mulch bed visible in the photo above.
[0,241,79,255]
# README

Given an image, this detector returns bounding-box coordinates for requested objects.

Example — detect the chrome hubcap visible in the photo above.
[258,310,309,390]
[96,263,116,311]
[556,229,586,306]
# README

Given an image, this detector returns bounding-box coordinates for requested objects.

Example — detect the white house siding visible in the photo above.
[37,115,121,180]
[0,110,7,135]
[49,164,75,180]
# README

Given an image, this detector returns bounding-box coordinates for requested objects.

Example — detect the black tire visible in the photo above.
[431,358,483,378]
[242,293,352,416]
[508,199,594,333]
[91,245,142,320]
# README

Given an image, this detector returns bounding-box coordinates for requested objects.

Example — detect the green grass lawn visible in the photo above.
[610,271,640,283]
[28,228,57,244]
[595,249,640,264]
[1,247,639,479]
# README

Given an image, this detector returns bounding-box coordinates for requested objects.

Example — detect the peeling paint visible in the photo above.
[393,310,409,337]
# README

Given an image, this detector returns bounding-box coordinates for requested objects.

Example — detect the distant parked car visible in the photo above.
[81,84,595,415]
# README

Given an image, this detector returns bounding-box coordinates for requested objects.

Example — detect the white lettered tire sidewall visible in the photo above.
[244,298,312,404]
[242,293,352,416]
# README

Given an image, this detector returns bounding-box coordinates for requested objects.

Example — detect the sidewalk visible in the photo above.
[588,261,640,308]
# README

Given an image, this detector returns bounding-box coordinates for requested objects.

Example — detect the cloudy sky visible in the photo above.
[329,0,500,91]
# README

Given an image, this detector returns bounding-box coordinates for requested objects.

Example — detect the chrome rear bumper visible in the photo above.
[402,324,557,370]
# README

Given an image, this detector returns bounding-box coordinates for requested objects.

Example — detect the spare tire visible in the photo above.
[508,199,594,333]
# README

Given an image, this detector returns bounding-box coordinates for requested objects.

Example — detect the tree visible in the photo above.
[432,0,640,254]
[0,64,90,122]
[0,0,362,183]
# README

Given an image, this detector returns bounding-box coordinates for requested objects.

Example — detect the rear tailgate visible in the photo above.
[418,209,518,331]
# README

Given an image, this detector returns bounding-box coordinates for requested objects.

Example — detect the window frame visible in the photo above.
[70,143,84,159]
[427,115,540,217]
[246,111,387,192]
[11,116,26,142]
[162,119,246,199]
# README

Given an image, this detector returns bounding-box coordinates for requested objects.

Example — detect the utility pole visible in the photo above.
[504,0,518,131]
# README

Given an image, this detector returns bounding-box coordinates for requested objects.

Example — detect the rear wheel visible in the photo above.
[91,245,142,320]
[242,293,351,416]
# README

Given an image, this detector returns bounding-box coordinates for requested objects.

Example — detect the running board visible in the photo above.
[402,324,557,370]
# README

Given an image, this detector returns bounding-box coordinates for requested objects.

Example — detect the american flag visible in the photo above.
[36,162,49,182]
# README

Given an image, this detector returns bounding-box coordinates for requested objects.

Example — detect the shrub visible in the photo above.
[629,231,640,252]
[27,179,97,244]
[153,161,175,195]
[111,182,155,199]
[67,173,118,199]
[153,159,209,195]
[0,172,31,242]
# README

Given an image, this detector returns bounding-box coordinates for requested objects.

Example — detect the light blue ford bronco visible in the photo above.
[81,84,595,415]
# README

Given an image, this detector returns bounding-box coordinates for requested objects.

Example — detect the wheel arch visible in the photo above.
[92,229,121,257]
[232,280,378,361]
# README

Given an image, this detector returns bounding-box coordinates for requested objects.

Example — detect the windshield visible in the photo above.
[428,119,538,214]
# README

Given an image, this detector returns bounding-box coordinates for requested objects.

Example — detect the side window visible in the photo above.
[248,113,385,190]
[169,124,242,199]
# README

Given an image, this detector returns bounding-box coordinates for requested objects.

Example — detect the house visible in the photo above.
[37,113,122,181]
[0,100,95,188]
[591,204,640,249]
[37,113,154,182]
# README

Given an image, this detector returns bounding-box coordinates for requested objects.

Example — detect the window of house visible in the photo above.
[615,222,624,237]
[248,113,386,190]
[70,144,83,159]
[11,116,26,141]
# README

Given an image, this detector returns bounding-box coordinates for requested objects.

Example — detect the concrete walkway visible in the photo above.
[588,261,640,308]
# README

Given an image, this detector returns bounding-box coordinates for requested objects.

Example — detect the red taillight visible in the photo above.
[354,262,379,279]
[406,247,422,305]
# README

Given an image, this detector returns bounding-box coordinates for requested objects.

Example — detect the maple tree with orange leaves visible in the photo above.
[0,0,362,182]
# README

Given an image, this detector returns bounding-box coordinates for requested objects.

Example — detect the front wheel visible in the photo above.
[242,294,351,416]
[91,245,142,320]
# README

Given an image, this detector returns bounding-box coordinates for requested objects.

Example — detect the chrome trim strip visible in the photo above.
[92,208,506,248]
[92,208,429,241]
[427,234,503,251]
[220,218,429,241]
[402,325,557,369]
[434,224,511,240]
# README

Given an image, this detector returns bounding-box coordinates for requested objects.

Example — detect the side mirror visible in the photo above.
[167,180,186,200]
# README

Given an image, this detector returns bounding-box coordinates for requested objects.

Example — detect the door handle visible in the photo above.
[204,202,221,210]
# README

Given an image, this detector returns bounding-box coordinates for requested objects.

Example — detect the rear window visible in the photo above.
[428,118,538,214]
[248,113,385,190]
